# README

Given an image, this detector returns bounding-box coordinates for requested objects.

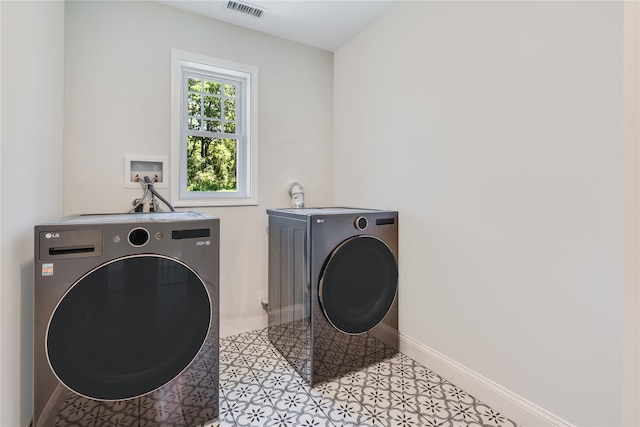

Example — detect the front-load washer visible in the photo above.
[267,207,398,385]
[34,212,219,427]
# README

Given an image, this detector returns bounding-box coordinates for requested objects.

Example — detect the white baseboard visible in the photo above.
[398,332,574,427]
[370,322,399,350]
[220,312,267,338]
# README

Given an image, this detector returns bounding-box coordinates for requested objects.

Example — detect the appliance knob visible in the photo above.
[354,216,368,231]
[128,227,150,247]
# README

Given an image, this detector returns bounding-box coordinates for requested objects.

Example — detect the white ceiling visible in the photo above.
[156,0,398,51]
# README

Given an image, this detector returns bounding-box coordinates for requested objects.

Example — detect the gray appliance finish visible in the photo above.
[267,207,399,386]
[34,212,219,427]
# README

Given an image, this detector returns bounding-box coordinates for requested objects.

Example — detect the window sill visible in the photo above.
[172,198,259,208]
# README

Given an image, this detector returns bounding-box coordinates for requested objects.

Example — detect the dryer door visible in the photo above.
[46,254,211,400]
[319,235,398,334]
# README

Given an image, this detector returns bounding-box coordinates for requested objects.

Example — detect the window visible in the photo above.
[171,50,258,206]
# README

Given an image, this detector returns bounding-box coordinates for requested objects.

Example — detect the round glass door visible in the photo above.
[46,254,210,400]
[319,236,398,334]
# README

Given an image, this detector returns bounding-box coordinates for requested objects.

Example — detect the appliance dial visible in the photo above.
[354,216,368,231]
[128,227,150,247]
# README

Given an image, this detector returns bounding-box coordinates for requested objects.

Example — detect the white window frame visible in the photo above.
[171,49,258,206]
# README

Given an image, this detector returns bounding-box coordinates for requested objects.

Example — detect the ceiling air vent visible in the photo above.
[226,1,265,18]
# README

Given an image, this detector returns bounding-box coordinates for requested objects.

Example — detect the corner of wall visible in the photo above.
[399,333,575,427]
[623,1,640,425]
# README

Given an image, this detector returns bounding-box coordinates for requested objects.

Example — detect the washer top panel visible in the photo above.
[267,207,396,218]
[41,211,215,226]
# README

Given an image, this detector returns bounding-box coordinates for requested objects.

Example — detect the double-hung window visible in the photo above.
[171,50,258,206]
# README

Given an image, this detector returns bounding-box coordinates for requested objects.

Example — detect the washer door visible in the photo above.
[46,254,211,401]
[319,235,398,334]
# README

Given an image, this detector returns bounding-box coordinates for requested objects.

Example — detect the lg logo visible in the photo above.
[45,232,60,239]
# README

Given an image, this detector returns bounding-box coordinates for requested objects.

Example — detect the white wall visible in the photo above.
[0,2,65,426]
[2,1,634,425]
[623,2,640,424]
[63,1,333,337]
[334,2,625,425]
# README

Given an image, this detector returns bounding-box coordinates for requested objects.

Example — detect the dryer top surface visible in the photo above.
[40,211,216,226]
[267,207,396,217]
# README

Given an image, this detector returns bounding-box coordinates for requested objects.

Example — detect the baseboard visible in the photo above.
[220,312,267,338]
[370,322,399,350]
[398,332,574,427]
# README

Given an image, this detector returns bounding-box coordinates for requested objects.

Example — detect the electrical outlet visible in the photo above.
[125,155,168,188]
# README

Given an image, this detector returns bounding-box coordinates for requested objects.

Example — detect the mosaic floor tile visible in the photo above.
[360,386,395,410]
[287,412,336,427]
[218,328,519,427]
[362,360,394,379]
[474,402,519,427]
[356,405,391,427]
[223,381,264,405]
[438,420,485,427]
[441,383,478,406]
[233,402,278,427]
[219,365,253,383]
[386,390,420,413]
[45,327,519,427]
[219,328,518,427]
[361,406,436,427]
[261,371,301,391]
[408,395,452,425]
[221,399,249,424]
[324,398,370,426]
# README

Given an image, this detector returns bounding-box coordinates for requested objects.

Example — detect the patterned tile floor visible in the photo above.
[206,328,518,427]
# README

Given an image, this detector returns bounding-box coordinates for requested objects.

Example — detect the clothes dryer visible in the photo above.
[267,208,398,385]
[34,212,219,427]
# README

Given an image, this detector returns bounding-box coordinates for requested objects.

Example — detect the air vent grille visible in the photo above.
[227,1,264,18]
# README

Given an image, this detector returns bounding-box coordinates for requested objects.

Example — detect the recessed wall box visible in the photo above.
[125,155,168,189]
